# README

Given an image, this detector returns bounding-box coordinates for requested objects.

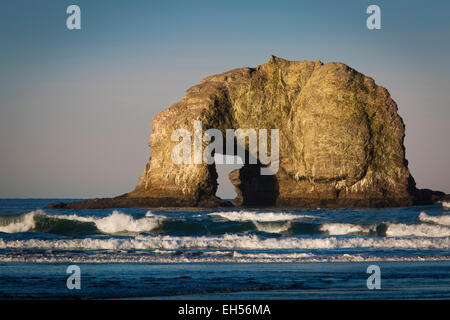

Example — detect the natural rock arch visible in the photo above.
[48,56,446,210]
[129,56,416,207]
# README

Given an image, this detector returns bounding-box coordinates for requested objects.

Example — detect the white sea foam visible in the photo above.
[0,233,448,250]
[320,221,450,237]
[419,212,450,226]
[441,201,450,208]
[253,221,292,233]
[2,249,449,263]
[209,211,313,222]
[231,252,314,259]
[50,210,163,233]
[0,210,164,234]
[320,223,375,235]
[0,211,38,233]
[386,223,450,237]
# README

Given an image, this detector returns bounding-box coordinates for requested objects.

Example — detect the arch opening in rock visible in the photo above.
[223,143,279,207]
[214,153,243,201]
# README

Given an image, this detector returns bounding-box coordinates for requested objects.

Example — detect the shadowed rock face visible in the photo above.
[47,56,445,209]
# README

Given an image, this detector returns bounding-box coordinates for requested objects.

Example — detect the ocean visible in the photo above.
[0,199,449,299]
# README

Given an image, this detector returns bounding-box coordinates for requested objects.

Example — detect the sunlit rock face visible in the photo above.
[128,56,419,208]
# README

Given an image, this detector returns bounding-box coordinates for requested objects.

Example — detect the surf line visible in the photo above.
[178,304,213,318]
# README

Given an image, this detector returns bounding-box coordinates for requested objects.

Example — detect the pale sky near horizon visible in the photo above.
[0,0,449,199]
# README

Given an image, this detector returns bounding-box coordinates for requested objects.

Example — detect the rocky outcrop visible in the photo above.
[47,56,446,209]
[46,194,231,210]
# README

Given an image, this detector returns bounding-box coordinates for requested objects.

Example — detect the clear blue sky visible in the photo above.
[0,0,449,198]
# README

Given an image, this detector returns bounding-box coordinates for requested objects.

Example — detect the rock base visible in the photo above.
[45,195,232,210]
[45,188,446,210]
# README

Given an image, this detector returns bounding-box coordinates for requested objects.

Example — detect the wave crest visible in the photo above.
[320,221,450,237]
[209,211,313,222]
[0,210,164,234]
[419,212,450,226]
[0,211,38,233]
[0,234,448,250]
[51,211,163,234]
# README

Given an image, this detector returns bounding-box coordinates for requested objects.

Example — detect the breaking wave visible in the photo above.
[386,222,450,237]
[2,206,450,263]
[0,233,448,250]
[209,211,313,222]
[209,211,314,234]
[320,221,450,237]
[253,221,292,233]
[320,223,381,236]
[419,212,450,226]
[1,210,450,238]
[1,249,448,263]
[50,211,163,234]
[0,210,163,235]
[0,211,36,233]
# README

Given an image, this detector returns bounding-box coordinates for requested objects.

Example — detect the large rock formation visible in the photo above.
[48,56,445,209]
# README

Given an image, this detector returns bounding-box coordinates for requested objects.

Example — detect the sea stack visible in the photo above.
[48,56,445,209]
